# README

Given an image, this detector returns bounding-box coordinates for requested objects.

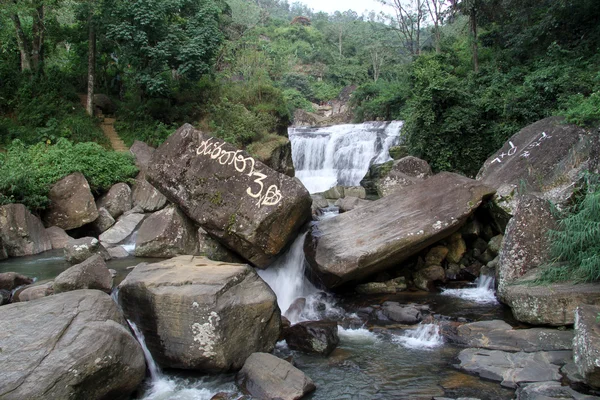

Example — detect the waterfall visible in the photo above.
[128,320,161,381]
[289,121,403,194]
[393,323,443,350]
[441,274,498,304]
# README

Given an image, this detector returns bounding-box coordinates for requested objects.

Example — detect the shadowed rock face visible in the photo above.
[43,172,99,230]
[146,124,312,267]
[0,204,52,257]
[304,172,495,288]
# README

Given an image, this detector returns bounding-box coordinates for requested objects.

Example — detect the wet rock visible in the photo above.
[146,124,311,267]
[134,205,197,257]
[426,246,449,266]
[360,160,394,197]
[99,212,145,248]
[334,196,371,213]
[323,186,344,200]
[0,290,146,399]
[43,172,99,230]
[453,320,573,352]
[515,381,599,400]
[376,156,433,197]
[284,297,306,323]
[118,256,281,371]
[45,226,71,249]
[236,352,315,400]
[477,116,598,224]
[381,302,422,324]
[305,172,495,288]
[446,233,467,264]
[0,237,6,260]
[0,272,34,291]
[92,207,115,234]
[64,236,111,264]
[344,186,366,199]
[574,305,600,388]
[97,182,132,219]
[284,320,339,356]
[131,173,168,212]
[108,245,130,258]
[196,228,243,263]
[129,140,155,172]
[54,254,112,294]
[0,289,10,305]
[414,265,446,291]
[355,277,407,294]
[0,204,52,257]
[247,136,295,177]
[457,348,570,388]
[389,145,409,160]
[16,281,54,302]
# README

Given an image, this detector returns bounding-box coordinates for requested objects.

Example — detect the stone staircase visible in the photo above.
[101,117,128,152]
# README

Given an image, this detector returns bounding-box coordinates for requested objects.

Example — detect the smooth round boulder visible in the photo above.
[97,182,132,219]
[54,254,113,294]
[16,281,54,302]
[0,272,34,291]
[236,352,316,400]
[118,256,281,371]
[0,290,146,399]
[45,226,71,249]
[43,172,99,230]
[0,204,52,257]
[64,236,111,265]
[382,302,423,324]
[284,320,339,356]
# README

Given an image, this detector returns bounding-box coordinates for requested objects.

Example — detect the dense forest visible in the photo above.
[1,0,599,209]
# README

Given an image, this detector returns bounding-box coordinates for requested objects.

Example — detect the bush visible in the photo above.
[0,139,138,212]
[561,92,600,127]
[537,173,600,283]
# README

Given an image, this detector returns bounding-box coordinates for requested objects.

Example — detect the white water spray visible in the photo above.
[441,274,498,304]
[289,121,403,193]
[393,323,443,350]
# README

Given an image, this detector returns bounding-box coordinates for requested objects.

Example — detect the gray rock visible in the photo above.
[355,277,407,294]
[414,265,446,291]
[334,196,371,213]
[43,172,99,230]
[129,140,156,172]
[382,302,422,324]
[487,234,504,256]
[0,289,10,305]
[0,272,34,291]
[92,207,115,234]
[196,227,243,263]
[305,172,495,288]
[344,186,366,199]
[322,185,345,200]
[0,290,146,399]
[284,320,339,356]
[146,124,312,268]
[64,236,111,264]
[131,172,168,212]
[311,194,329,212]
[134,205,198,257]
[54,254,112,294]
[97,182,132,219]
[457,348,570,388]
[99,212,145,247]
[0,237,6,260]
[118,256,281,371]
[45,226,71,249]
[574,305,600,388]
[236,352,316,400]
[516,381,599,400]
[376,156,432,197]
[248,136,295,177]
[446,233,467,264]
[453,320,573,352]
[0,204,52,257]
[108,245,130,258]
[17,281,54,302]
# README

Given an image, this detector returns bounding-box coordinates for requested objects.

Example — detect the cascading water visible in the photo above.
[441,274,498,304]
[392,323,443,350]
[289,121,403,193]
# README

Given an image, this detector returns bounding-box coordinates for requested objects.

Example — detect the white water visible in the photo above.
[121,231,137,254]
[441,275,498,304]
[289,121,403,193]
[337,326,380,343]
[392,323,443,350]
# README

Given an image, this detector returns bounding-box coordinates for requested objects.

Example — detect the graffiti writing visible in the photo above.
[491,141,518,164]
[196,136,283,208]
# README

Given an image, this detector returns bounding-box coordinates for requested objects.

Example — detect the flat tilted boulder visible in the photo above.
[236,352,316,400]
[43,172,99,230]
[477,117,598,222]
[574,305,600,388]
[131,173,168,212]
[54,254,113,294]
[96,182,132,219]
[99,212,145,247]
[0,290,146,400]
[146,124,312,267]
[0,204,52,257]
[134,205,198,257]
[304,172,495,288]
[118,256,281,371]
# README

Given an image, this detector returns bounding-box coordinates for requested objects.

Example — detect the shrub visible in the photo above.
[0,139,138,212]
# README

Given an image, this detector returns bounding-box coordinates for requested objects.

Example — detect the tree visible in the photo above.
[379,0,426,56]
[425,0,445,53]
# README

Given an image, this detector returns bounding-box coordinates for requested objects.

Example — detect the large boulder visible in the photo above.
[197,227,243,263]
[497,194,557,297]
[236,352,316,400]
[146,124,312,267]
[0,204,52,257]
[91,207,115,233]
[45,226,71,249]
[304,172,495,288]
[118,256,281,371]
[64,236,111,264]
[284,321,339,356]
[515,381,599,400]
[96,182,132,219]
[99,212,145,247]
[54,254,113,294]
[0,272,34,291]
[477,117,599,225]
[0,290,146,399]
[129,140,155,172]
[248,135,295,177]
[334,196,370,213]
[43,172,99,230]
[131,173,168,212]
[16,281,54,302]
[376,156,432,197]
[134,205,198,257]
[574,305,600,388]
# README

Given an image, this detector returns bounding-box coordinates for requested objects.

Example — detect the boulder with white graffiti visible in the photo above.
[477,116,598,230]
[146,124,312,267]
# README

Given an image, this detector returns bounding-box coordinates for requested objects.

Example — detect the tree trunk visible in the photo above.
[471,8,479,73]
[86,15,96,116]
[11,14,31,72]
[32,5,45,72]
[338,27,343,57]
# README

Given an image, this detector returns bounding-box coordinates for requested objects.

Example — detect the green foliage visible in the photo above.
[351,79,409,122]
[537,174,600,283]
[282,89,313,117]
[561,92,600,127]
[0,139,138,212]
